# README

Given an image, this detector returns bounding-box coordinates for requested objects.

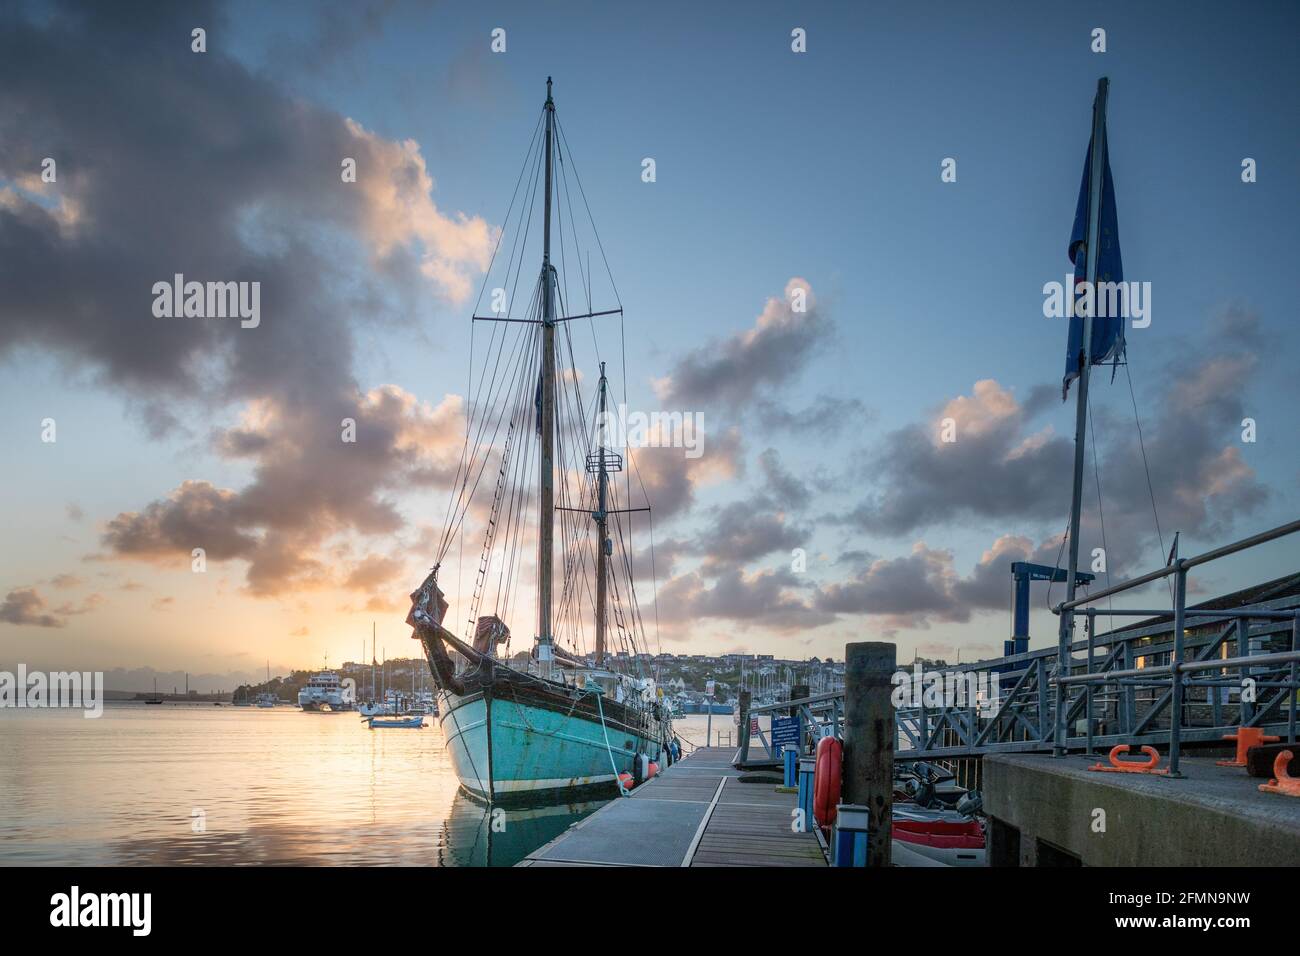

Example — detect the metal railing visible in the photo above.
[1050,519,1300,775]
[734,521,1300,778]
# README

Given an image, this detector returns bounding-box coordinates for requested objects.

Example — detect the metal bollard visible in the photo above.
[833,804,870,866]
[796,756,816,831]
[783,748,798,788]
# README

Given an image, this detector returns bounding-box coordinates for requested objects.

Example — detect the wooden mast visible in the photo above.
[594,362,610,667]
[537,77,557,678]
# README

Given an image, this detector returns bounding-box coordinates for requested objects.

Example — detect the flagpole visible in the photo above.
[1055,76,1109,757]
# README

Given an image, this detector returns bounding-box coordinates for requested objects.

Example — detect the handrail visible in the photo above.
[1057,649,1300,683]
[748,691,843,714]
[1054,519,1300,612]
[748,522,1299,776]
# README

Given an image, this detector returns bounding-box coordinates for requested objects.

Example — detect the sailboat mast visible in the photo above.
[594,362,610,667]
[537,77,558,678]
[1055,76,1109,756]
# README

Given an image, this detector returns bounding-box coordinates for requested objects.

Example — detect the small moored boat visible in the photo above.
[365,715,425,729]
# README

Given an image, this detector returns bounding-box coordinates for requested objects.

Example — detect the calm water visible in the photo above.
[0,703,726,866]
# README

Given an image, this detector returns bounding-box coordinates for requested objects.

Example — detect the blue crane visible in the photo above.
[1006,562,1095,657]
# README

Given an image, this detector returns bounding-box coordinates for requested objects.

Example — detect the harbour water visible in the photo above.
[0,703,727,866]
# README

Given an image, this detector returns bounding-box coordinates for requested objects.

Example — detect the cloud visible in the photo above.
[692,501,808,573]
[0,588,64,628]
[260,0,401,77]
[847,379,1074,536]
[757,448,811,508]
[656,449,813,576]
[101,388,464,595]
[654,278,829,411]
[1,3,495,599]
[343,553,406,591]
[629,426,744,521]
[757,394,875,438]
[103,480,259,562]
[0,3,492,400]
[342,117,494,302]
[847,312,1269,573]
[817,534,1063,632]
[657,567,835,635]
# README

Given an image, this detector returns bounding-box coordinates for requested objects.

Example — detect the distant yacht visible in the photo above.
[298,671,351,712]
[257,661,276,707]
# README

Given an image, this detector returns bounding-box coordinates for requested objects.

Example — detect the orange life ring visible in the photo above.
[813,736,842,831]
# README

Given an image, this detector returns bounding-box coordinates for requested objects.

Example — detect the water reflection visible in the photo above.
[0,703,606,866]
[439,790,605,867]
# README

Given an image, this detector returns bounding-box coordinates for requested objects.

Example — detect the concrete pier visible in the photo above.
[985,752,1300,866]
[518,747,826,867]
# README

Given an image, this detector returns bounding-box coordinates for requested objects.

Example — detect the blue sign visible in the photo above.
[771,715,801,756]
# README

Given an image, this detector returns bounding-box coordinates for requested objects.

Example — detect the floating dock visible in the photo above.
[518,747,826,867]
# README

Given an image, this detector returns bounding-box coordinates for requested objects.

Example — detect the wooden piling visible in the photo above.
[843,641,895,867]
[737,690,751,765]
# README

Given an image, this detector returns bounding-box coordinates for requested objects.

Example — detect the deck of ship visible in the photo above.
[517,746,827,867]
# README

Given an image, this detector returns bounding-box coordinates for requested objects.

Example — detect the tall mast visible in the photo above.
[537,77,557,678]
[594,362,610,667]
[1055,77,1108,756]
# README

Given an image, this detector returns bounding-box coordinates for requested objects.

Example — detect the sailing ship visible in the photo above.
[408,78,673,804]
[358,626,383,716]
[256,660,276,707]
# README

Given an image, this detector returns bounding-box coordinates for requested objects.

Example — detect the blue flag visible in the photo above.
[1063,131,1124,399]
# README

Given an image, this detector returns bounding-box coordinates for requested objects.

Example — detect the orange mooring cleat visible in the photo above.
[1258,750,1300,797]
[1217,727,1281,767]
[1088,744,1170,774]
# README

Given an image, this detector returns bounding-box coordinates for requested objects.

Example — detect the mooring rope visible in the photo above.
[594,691,629,797]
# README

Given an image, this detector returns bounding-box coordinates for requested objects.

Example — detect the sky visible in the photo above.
[1,0,1297,691]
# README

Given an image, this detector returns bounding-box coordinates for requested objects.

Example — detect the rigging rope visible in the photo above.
[425,94,659,689]
[1087,392,1114,635]
[1124,361,1175,603]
